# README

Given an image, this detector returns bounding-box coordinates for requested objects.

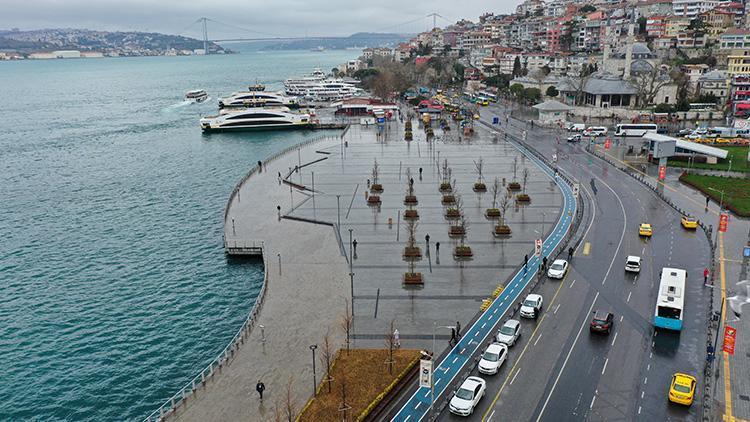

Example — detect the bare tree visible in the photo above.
[491,177,500,209]
[372,70,394,101]
[529,68,547,92]
[320,328,334,393]
[284,376,296,422]
[273,399,282,422]
[564,71,593,106]
[522,168,529,194]
[499,194,511,228]
[341,299,353,354]
[337,373,351,422]
[384,319,396,374]
[629,66,671,108]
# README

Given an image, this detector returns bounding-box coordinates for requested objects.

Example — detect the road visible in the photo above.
[431,104,712,422]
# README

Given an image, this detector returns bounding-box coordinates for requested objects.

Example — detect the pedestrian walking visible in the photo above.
[568,247,574,261]
[367,179,371,188]
[542,256,548,271]
[277,171,282,184]
[704,267,710,284]
[450,328,456,346]
[524,254,529,273]
[436,242,440,254]
[706,196,710,207]
[256,380,265,400]
[257,160,263,171]
[394,328,400,348]
[277,205,281,221]
[456,321,461,338]
[352,239,358,258]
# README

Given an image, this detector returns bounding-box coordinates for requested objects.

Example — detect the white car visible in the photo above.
[625,255,642,273]
[547,259,569,279]
[496,319,521,346]
[520,294,543,319]
[449,376,487,416]
[478,342,508,375]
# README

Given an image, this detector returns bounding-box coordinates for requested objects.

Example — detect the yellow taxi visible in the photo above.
[473,114,480,120]
[639,223,653,237]
[681,216,698,229]
[479,100,489,106]
[668,373,697,405]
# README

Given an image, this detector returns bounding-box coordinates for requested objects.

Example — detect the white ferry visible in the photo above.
[218,91,299,109]
[200,107,311,132]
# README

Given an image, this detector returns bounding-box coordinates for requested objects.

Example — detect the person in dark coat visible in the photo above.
[256,380,265,400]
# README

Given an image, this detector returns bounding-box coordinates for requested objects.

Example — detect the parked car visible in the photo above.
[478,343,508,375]
[449,376,487,416]
[677,128,692,136]
[520,294,543,319]
[567,134,582,143]
[583,126,608,136]
[567,123,585,132]
[547,259,569,279]
[590,310,614,334]
[625,255,642,273]
[496,319,521,346]
[669,373,697,406]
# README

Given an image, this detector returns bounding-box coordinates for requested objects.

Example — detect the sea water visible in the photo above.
[0,47,355,420]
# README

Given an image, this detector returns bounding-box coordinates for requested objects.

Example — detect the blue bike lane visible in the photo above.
[392,139,577,422]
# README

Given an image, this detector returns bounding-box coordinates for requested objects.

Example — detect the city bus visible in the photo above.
[653,267,687,331]
[478,91,498,102]
[614,123,658,137]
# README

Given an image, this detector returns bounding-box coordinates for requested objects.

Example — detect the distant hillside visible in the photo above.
[261,32,412,51]
[0,28,226,54]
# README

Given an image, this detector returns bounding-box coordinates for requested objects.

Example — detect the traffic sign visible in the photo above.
[572,183,580,198]
[419,359,432,387]
[535,239,543,256]
[723,325,737,355]
[658,164,666,181]
[744,246,750,258]
[719,213,729,233]
[492,116,499,124]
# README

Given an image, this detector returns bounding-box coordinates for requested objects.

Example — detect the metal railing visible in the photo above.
[144,246,269,422]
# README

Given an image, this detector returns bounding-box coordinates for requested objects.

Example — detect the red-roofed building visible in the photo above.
[646,15,668,38]
[332,97,398,116]
[720,28,750,50]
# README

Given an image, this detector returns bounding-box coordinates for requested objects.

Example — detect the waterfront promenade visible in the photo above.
[169,118,562,421]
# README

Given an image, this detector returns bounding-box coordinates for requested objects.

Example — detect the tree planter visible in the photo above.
[449,226,465,237]
[473,182,487,192]
[404,209,419,219]
[371,184,383,193]
[405,131,413,141]
[445,208,461,219]
[507,182,521,191]
[453,245,473,258]
[403,246,422,259]
[441,195,456,205]
[516,193,531,203]
[485,208,501,219]
[367,195,381,205]
[404,195,418,206]
[403,272,423,285]
[494,225,512,236]
[439,183,453,193]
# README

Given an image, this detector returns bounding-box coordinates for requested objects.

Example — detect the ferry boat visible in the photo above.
[247,82,266,92]
[185,89,209,103]
[200,107,311,132]
[218,91,299,109]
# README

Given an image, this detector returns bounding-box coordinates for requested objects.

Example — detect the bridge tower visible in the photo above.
[200,17,209,54]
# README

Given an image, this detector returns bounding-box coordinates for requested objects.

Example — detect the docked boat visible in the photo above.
[185,89,209,103]
[247,82,266,92]
[218,91,299,109]
[200,107,311,132]
[302,81,362,102]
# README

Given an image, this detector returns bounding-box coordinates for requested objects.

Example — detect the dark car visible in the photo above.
[590,310,614,334]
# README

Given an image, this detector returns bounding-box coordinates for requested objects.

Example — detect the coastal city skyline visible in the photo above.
[0,0,523,38]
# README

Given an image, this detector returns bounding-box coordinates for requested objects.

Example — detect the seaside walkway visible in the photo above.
[168,135,349,421]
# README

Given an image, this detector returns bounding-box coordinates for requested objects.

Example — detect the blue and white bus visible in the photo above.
[653,267,687,331]
[615,123,658,137]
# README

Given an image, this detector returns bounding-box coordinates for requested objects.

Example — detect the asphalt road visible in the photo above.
[431,105,712,422]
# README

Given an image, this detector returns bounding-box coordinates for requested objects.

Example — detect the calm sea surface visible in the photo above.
[0,46,356,421]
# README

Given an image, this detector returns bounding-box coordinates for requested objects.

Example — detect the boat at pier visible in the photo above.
[218,91,299,109]
[200,107,311,132]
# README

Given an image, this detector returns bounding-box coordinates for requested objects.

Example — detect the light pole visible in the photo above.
[309,344,318,396]
[431,323,455,419]
[708,187,725,246]
[349,228,354,317]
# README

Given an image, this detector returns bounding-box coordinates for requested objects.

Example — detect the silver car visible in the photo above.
[496,319,521,346]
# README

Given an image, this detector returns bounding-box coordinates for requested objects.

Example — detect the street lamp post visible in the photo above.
[309,344,318,396]
[431,323,455,420]
[349,228,354,317]
[708,187,725,246]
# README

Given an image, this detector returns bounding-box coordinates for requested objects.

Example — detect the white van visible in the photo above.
[567,123,585,132]
[584,126,608,136]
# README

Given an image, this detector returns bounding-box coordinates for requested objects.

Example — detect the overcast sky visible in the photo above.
[2,0,522,38]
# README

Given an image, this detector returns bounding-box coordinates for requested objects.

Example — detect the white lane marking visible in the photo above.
[554,304,561,314]
[590,394,597,409]
[644,377,648,385]
[489,409,496,421]
[642,246,646,254]
[415,402,420,410]
[600,174,628,287]
[611,332,618,346]
[641,391,644,399]
[602,358,609,375]
[534,333,543,346]
[510,369,520,385]
[649,352,653,359]
[461,348,466,354]
[569,279,576,289]
[452,357,458,364]
[647,363,651,371]
[620,315,624,322]
[634,274,638,283]
[638,406,642,415]
[482,323,486,329]
[405,416,411,422]
[536,291,600,422]
[493,308,498,314]
[436,378,441,385]
[627,291,632,302]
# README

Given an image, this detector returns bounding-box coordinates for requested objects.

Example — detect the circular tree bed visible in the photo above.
[403,246,422,259]
[439,183,453,193]
[371,184,384,193]
[404,209,419,219]
[445,208,461,219]
[494,225,512,236]
[473,182,487,192]
[403,272,423,285]
[404,195,418,206]
[453,245,473,258]
[367,195,381,205]
[485,208,501,219]
[516,193,531,203]
[507,182,521,191]
[449,226,465,237]
[441,195,456,205]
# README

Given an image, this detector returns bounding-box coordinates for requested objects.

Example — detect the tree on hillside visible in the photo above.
[629,67,672,108]
[509,83,525,97]
[512,56,522,77]
[546,86,559,97]
[580,5,596,13]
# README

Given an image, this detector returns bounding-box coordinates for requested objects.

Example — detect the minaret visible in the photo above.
[602,26,611,74]
[623,23,635,79]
